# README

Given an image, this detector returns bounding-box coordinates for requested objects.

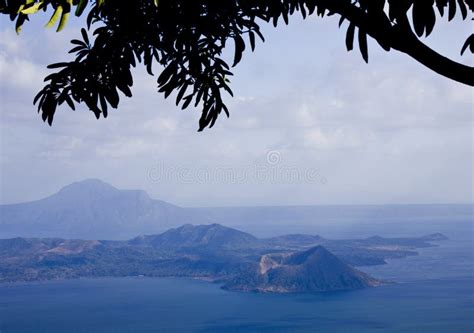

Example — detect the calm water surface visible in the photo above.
[0,277,472,333]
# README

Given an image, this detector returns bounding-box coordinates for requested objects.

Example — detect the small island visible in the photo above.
[0,224,447,293]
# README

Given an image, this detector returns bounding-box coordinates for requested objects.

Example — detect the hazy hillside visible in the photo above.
[0,179,212,239]
[1,179,471,240]
[130,223,259,249]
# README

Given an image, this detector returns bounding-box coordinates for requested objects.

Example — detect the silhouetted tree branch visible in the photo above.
[1,0,473,131]
[321,0,473,86]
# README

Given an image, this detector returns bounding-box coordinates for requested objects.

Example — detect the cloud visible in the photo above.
[0,16,472,206]
[0,53,46,90]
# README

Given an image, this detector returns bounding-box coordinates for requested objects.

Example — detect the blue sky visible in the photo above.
[0,11,472,206]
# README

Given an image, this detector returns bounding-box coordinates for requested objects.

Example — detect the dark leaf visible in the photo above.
[47,62,70,69]
[346,23,355,51]
[461,34,474,55]
[81,28,89,45]
[448,0,456,20]
[358,28,369,63]
[233,34,246,67]
[249,30,256,51]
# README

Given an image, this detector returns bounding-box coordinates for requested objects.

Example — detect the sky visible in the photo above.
[0,10,472,207]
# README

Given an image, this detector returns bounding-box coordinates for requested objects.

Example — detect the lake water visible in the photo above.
[0,277,472,333]
[0,214,472,332]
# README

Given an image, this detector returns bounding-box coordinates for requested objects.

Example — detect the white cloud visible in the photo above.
[0,53,46,89]
[0,17,472,206]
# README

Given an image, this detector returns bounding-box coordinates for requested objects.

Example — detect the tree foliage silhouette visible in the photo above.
[2,0,473,131]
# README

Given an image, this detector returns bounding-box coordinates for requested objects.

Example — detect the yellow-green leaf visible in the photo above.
[45,6,63,29]
[56,11,70,32]
[56,0,72,32]
[75,0,89,16]
[20,2,43,15]
[15,14,27,35]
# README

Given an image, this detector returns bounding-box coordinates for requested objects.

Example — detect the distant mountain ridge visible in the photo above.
[0,179,212,239]
[1,179,469,240]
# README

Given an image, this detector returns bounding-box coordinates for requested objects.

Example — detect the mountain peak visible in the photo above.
[131,223,258,249]
[223,244,382,293]
[58,179,117,194]
[285,245,335,265]
[0,179,196,239]
[56,179,154,202]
